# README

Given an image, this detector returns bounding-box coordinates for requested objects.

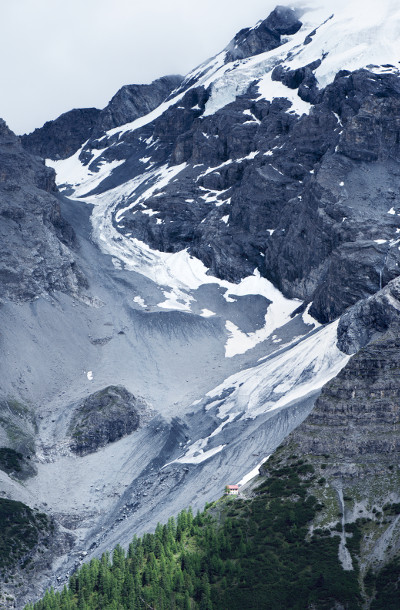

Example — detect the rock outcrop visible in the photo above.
[96,75,183,133]
[292,327,400,464]
[69,386,150,456]
[338,277,400,354]
[85,68,400,323]
[0,499,73,608]
[225,5,302,62]
[0,119,86,302]
[21,108,101,160]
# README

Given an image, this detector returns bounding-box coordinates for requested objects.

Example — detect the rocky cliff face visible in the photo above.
[97,75,183,133]
[292,327,400,464]
[338,276,400,354]
[21,108,101,160]
[22,75,183,160]
[43,68,400,323]
[0,119,86,302]
[224,5,302,62]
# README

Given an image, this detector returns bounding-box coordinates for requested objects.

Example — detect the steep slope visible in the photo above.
[0,119,85,303]
[43,1,400,324]
[261,322,400,606]
[28,308,400,610]
[20,108,101,161]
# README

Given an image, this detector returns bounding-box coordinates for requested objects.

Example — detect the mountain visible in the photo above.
[21,75,183,160]
[2,1,400,606]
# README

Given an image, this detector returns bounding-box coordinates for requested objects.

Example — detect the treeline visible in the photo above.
[26,455,392,609]
[25,508,218,610]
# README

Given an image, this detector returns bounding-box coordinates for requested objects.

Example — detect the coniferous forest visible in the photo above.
[26,455,400,610]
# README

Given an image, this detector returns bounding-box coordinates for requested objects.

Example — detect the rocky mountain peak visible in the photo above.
[225,5,302,62]
[21,108,101,161]
[22,74,184,161]
[97,74,183,133]
[265,5,303,36]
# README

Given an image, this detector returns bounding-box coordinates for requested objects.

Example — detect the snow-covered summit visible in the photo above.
[66,0,400,143]
[182,0,400,120]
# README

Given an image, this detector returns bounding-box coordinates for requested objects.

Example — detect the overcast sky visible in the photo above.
[0,0,289,134]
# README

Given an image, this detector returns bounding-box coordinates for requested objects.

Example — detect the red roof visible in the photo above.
[227,485,239,490]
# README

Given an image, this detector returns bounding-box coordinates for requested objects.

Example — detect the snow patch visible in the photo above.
[208,321,349,420]
[237,456,270,487]
[47,153,124,198]
[133,296,147,308]
[200,309,216,318]
[257,73,312,116]
[302,303,321,327]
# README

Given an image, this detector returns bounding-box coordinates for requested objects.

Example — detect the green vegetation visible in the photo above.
[25,457,363,610]
[0,499,50,576]
[369,556,400,608]
[0,447,24,475]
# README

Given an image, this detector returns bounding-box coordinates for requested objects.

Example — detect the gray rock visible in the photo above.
[337,277,400,354]
[0,397,37,459]
[22,75,183,160]
[21,108,101,160]
[0,119,86,302]
[225,6,302,62]
[105,69,400,322]
[69,386,149,456]
[97,74,183,133]
[289,326,400,463]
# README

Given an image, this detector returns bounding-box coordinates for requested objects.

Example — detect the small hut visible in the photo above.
[225,484,239,495]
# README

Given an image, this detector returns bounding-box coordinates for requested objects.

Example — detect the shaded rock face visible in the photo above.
[225,6,302,62]
[0,448,36,480]
[271,58,322,104]
[290,327,400,465]
[83,68,400,323]
[22,75,183,160]
[21,108,101,160]
[97,74,184,132]
[338,276,400,354]
[0,499,73,608]
[0,120,86,302]
[262,70,400,322]
[19,6,400,324]
[69,386,149,456]
[0,397,37,457]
